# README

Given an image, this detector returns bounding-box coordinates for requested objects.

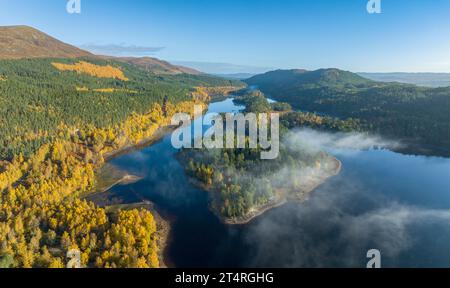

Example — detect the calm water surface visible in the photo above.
[106,98,450,268]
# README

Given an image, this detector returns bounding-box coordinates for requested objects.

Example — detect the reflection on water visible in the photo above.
[105,98,450,268]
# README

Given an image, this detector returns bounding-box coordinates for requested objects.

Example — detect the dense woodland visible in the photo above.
[233,88,292,114]
[246,69,450,156]
[0,57,240,268]
[234,88,361,133]
[280,112,363,133]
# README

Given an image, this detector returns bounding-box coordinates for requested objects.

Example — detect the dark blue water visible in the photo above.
[106,98,450,268]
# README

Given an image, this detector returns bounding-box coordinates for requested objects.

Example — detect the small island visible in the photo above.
[178,133,341,225]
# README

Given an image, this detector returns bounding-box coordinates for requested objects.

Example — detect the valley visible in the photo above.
[1,22,450,269]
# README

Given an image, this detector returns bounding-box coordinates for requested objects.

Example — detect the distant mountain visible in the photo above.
[0,25,93,59]
[214,73,256,80]
[359,72,450,88]
[246,68,450,157]
[172,61,273,75]
[0,25,201,75]
[246,68,374,94]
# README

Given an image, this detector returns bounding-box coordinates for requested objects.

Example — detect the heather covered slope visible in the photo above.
[0,25,93,59]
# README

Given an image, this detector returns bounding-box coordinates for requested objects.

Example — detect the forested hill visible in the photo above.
[247,68,373,90]
[246,69,450,156]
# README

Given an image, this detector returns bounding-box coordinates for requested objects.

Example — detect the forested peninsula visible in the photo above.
[177,90,342,224]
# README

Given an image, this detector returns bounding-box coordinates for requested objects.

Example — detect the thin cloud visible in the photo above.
[80,43,165,56]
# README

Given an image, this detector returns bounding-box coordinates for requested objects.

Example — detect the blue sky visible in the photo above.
[1,0,450,73]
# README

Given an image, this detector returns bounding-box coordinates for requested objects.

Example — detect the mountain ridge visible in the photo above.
[98,56,202,75]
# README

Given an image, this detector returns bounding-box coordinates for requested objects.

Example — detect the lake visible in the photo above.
[103,98,450,268]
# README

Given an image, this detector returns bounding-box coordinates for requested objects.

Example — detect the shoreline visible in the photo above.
[86,124,179,198]
[219,193,288,225]
[103,125,178,161]
[90,174,143,196]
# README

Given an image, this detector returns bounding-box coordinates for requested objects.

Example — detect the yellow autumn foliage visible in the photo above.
[76,86,89,92]
[52,61,129,81]
[93,88,116,93]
